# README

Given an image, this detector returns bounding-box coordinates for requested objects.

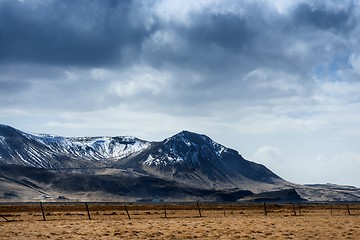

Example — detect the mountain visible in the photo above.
[114,131,285,190]
[0,124,150,169]
[0,124,359,202]
[0,125,284,190]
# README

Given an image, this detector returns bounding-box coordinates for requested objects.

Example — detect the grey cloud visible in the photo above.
[293,3,353,32]
[0,79,30,94]
[0,0,149,67]
[140,3,343,78]
[0,0,352,78]
[0,64,108,111]
[187,13,255,52]
[1,0,360,113]
[134,3,354,114]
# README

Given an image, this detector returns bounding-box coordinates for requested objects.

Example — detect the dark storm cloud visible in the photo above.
[140,8,262,86]
[139,2,342,79]
[293,3,354,32]
[0,0,358,71]
[1,0,360,113]
[0,0,149,66]
[188,13,254,52]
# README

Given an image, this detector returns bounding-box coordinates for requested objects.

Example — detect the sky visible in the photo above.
[1,0,360,187]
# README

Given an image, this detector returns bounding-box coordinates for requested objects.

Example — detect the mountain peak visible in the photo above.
[172,130,202,138]
[142,130,230,168]
[167,130,213,145]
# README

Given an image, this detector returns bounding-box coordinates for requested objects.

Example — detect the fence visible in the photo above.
[0,202,359,222]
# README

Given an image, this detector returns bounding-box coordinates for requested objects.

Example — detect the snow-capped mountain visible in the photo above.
[1,124,359,202]
[0,124,285,193]
[0,124,150,169]
[119,131,284,190]
[143,130,228,167]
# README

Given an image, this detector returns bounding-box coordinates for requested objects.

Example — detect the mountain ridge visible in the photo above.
[1,124,360,202]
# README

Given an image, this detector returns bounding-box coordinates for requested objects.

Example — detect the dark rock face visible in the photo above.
[240,189,306,202]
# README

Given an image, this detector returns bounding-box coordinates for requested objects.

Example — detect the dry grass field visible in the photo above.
[0,203,359,239]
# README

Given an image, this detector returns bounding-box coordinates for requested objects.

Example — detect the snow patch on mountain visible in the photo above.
[143,153,184,167]
[27,132,150,159]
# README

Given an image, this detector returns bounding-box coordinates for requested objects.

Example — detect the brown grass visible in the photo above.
[0,203,359,239]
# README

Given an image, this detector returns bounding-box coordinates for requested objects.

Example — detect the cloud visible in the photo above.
[310,153,360,186]
[293,2,353,32]
[1,0,359,118]
[244,68,306,95]
[0,0,150,66]
[336,53,360,81]
[252,146,360,186]
[253,146,285,164]
[108,65,174,97]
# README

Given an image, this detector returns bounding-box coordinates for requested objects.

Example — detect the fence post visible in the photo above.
[346,204,351,215]
[263,202,268,216]
[298,203,301,216]
[197,202,202,218]
[40,202,46,221]
[124,205,131,219]
[85,203,91,220]
[292,204,297,216]
[330,202,333,216]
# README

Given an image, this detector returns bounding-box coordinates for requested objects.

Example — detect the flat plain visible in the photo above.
[0,203,359,239]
